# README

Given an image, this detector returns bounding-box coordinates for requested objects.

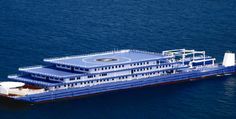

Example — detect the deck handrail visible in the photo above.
[8,74,21,78]
[18,65,44,71]
[130,49,164,56]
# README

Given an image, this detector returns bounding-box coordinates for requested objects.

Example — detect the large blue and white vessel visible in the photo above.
[0,49,236,103]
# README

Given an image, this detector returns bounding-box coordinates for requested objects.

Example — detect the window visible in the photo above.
[101,73,107,76]
[70,78,75,81]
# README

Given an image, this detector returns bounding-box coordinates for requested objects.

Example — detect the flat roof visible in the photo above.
[19,66,83,78]
[44,50,173,68]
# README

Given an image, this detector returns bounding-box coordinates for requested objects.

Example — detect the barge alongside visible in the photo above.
[0,49,236,102]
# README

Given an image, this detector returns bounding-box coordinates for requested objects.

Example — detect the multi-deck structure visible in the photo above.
[0,49,235,102]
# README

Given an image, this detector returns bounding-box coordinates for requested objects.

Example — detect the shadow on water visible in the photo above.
[0,97,33,109]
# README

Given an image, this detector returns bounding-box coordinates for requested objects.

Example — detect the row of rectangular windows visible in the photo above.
[61,65,172,81]
[56,71,171,89]
[57,64,89,72]
[132,67,153,72]
[132,65,172,73]
[74,67,89,71]
[56,65,89,71]
[93,61,156,72]
[87,73,107,79]
[94,65,125,71]
[130,61,149,66]
[56,60,170,73]
[32,74,65,81]
[70,64,172,81]
[60,76,130,88]
[69,73,109,81]
[156,64,172,68]
[69,77,80,81]
[93,60,171,72]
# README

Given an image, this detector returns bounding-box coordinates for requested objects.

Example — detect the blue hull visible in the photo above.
[13,66,236,103]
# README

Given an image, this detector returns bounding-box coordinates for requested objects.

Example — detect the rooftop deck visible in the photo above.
[44,50,173,68]
[19,66,84,78]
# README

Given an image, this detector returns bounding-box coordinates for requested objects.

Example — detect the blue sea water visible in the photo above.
[0,0,236,118]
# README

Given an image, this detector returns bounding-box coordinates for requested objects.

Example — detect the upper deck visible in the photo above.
[44,50,174,68]
[19,66,83,78]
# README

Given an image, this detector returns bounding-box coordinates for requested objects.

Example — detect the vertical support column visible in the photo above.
[203,51,206,66]
[182,54,185,65]
[193,52,195,62]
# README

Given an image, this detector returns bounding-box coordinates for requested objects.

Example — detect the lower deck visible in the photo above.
[8,65,236,103]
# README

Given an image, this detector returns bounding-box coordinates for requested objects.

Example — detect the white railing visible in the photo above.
[18,65,44,71]
[130,49,163,56]
[8,74,20,78]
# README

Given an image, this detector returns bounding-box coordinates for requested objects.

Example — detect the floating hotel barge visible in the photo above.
[0,49,235,102]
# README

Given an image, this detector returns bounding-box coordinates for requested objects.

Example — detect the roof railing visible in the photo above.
[18,65,44,71]
[8,74,21,79]
[130,49,164,56]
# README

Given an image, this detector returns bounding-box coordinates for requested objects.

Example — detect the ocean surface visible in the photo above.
[0,0,236,119]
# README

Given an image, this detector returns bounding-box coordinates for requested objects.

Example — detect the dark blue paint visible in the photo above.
[14,66,236,102]
[0,0,236,119]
